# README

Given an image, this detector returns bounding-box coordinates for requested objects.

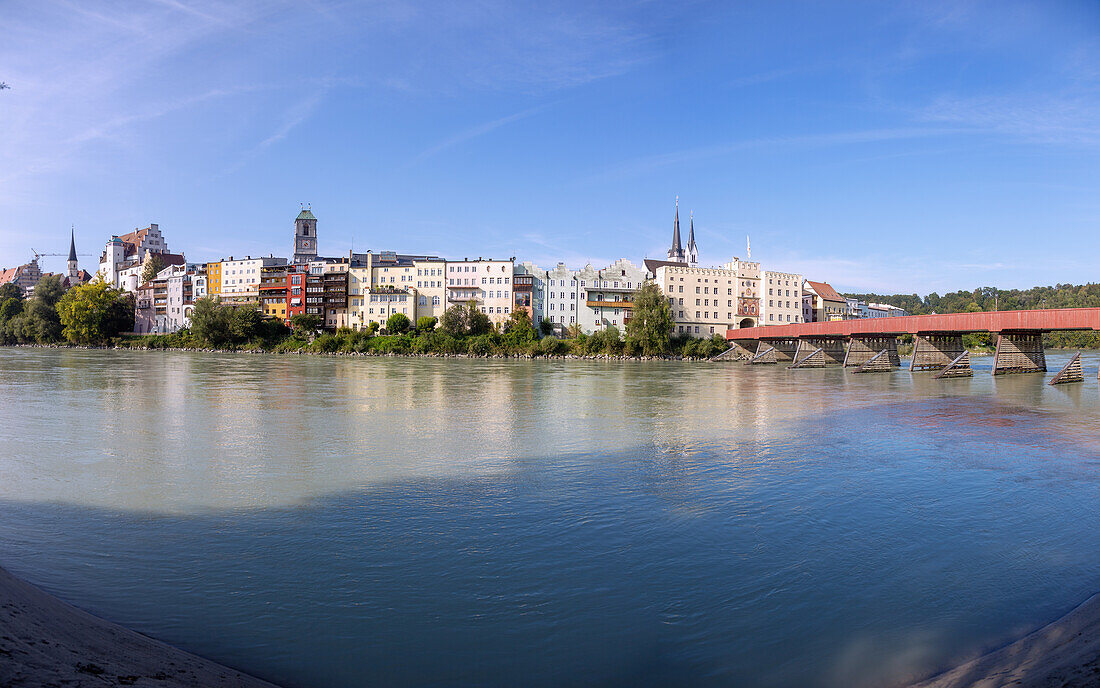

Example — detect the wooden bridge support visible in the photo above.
[934,351,973,379]
[992,331,1046,375]
[748,341,777,364]
[712,341,755,362]
[795,337,846,366]
[1049,352,1083,385]
[910,334,965,372]
[852,348,896,373]
[763,338,800,362]
[789,347,825,369]
[844,336,900,369]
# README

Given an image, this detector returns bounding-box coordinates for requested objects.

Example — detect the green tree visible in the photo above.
[19,275,65,343]
[416,315,437,332]
[386,312,411,334]
[190,297,259,346]
[625,280,674,356]
[439,304,468,336]
[290,313,321,337]
[0,283,21,301]
[141,253,167,284]
[466,301,491,336]
[502,307,536,346]
[56,281,133,345]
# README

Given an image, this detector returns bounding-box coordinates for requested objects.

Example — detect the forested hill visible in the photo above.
[844,284,1100,316]
[843,283,1100,348]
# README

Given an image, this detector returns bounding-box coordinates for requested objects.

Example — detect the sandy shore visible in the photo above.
[908,593,1100,688]
[0,566,280,688]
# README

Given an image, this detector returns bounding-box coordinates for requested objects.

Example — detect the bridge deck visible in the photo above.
[727,308,1100,341]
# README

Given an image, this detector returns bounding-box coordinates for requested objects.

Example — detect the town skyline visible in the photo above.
[3,1,1099,294]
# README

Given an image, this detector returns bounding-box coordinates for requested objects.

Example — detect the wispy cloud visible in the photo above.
[919,93,1100,145]
[406,105,548,167]
[587,127,968,182]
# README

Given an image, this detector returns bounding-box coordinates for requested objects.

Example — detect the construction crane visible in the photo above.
[31,249,95,262]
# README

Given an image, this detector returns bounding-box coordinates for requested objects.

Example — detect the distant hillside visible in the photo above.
[843,284,1100,348]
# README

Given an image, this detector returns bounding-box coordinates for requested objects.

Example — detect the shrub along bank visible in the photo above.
[112,283,730,359]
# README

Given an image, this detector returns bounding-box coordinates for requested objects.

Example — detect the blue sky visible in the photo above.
[1,0,1098,294]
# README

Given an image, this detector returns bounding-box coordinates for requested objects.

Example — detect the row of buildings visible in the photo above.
[2,204,908,337]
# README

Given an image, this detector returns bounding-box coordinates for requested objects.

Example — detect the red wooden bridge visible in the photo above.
[722,307,1100,381]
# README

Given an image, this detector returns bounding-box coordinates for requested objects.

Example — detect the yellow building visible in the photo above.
[205,261,222,299]
[259,264,288,321]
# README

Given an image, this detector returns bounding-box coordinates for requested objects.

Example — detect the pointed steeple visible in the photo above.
[67,226,80,282]
[667,196,685,262]
[686,211,698,267]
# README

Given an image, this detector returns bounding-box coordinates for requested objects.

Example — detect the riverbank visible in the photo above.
[908,593,1100,687]
[0,566,280,688]
[5,340,719,362]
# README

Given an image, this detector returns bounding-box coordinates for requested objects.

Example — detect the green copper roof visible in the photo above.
[297,209,316,221]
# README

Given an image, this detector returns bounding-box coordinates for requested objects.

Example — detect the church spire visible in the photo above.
[67,225,80,282]
[686,211,698,267]
[667,196,686,262]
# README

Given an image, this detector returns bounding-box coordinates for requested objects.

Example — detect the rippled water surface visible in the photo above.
[1,348,1099,688]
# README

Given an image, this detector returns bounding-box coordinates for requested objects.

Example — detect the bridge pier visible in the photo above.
[992,331,1046,375]
[765,338,800,362]
[933,351,974,378]
[910,334,966,372]
[844,335,900,369]
[748,341,777,364]
[1049,352,1083,385]
[792,337,846,367]
[712,341,755,362]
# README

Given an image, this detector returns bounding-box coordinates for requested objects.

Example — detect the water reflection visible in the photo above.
[0,349,1099,688]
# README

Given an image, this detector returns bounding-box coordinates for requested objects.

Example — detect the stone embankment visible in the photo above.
[0,566,280,688]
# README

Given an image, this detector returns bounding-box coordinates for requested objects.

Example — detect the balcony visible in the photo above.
[513,275,534,290]
[586,299,633,309]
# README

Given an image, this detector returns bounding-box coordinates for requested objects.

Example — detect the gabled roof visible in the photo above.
[297,209,316,221]
[806,280,844,302]
[644,259,688,273]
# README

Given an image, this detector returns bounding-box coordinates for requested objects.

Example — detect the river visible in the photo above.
[1,348,1098,687]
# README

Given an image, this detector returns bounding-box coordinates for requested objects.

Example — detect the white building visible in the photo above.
[581,259,649,333]
[445,258,515,327]
[97,224,180,290]
[541,263,580,335]
[762,270,804,325]
[217,255,288,305]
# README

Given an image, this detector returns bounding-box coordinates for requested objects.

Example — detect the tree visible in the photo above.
[386,312,411,334]
[502,307,536,346]
[0,283,21,301]
[466,301,491,336]
[190,298,259,346]
[439,304,468,336]
[625,280,674,356]
[416,316,437,332]
[539,318,554,337]
[290,313,321,337]
[56,281,133,345]
[19,275,64,344]
[142,253,167,284]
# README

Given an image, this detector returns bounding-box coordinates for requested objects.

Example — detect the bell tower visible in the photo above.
[293,204,318,264]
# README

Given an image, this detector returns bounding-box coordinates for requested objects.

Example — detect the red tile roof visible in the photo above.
[807,280,844,303]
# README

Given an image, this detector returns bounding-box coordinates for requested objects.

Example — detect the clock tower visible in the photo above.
[293,205,318,264]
